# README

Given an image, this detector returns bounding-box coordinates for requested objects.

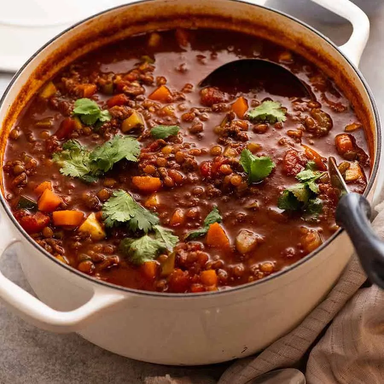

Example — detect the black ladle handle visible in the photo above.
[336,193,384,288]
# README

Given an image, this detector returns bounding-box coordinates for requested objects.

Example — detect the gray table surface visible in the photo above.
[1,2,384,383]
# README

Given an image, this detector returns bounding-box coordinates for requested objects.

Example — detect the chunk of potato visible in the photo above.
[79,213,106,240]
[235,229,258,254]
[121,111,144,133]
[345,162,364,182]
[40,81,57,99]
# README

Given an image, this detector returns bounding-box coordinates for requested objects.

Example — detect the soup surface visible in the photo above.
[3,29,370,293]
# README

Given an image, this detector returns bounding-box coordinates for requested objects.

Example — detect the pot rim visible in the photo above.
[0,0,381,298]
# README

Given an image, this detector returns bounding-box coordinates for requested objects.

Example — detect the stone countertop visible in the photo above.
[1,2,384,383]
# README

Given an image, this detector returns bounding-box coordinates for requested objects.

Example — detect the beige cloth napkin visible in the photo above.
[147,200,384,384]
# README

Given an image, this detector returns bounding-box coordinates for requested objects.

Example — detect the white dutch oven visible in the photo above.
[0,0,381,366]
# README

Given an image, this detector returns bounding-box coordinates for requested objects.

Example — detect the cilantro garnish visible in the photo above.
[150,125,180,139]
[120,236,166,265]
[154,225,179,250]
[247,101,286,124]
[53,136,140,181]
[52,140,98,182]
[240,149,275,183]
[186,206,222,240]
[278,167,325,214]
[119,225,178,265]
[102,190,159,233]
[73,98,111,126]
[90,135,140,173]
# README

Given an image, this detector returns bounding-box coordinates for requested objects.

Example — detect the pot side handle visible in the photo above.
[311,0,370,67]
[0,214,125,333]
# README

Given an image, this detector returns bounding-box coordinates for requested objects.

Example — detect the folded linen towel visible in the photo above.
[148,200,384,384]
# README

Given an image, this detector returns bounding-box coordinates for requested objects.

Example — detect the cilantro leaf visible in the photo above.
[203,206,222,226]
[277,190,301,211]
[102,190,159,233]
[246,101,286,124]
[154,225,178,250]
[240,149,275,183]
[120,236,166,265]
[305,160,317,171]
[278,168,325,213]
[186,206,222,240]
[120,225,179,265]
[90,135,140,172]
[307,198,323,215]
[287,183,310,203]
[150,125,180,139]
[52,140,98,181]
[73,98,111,126]
[53,136,140,181]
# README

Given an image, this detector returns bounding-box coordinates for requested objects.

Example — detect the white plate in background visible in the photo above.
[0,0,270,73]
[0,0,133,72]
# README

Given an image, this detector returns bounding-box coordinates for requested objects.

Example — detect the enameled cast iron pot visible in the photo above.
[0,0,381,366]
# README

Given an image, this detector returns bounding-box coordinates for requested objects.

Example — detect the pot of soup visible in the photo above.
[0,0,380,365]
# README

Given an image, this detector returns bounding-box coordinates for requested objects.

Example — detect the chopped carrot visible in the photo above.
[107,93,130,108]
[78,84,97,97]
[34,181,52,196]
[302,144,327,171]
[38,189,62,212]
[141,261,158,279]
[149,85,172,103]
[53,210,84,227]
[170,209,185,227]
[200,270,218,286]
[335,134,354,155]
[232,96,248,118]
[206,222,230,249]
[132,176,162,193]
[144,193,160,208]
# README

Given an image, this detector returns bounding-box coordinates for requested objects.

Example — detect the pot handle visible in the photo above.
[311,0,370,67]
[336,193,384,288]
[0,216,125,333]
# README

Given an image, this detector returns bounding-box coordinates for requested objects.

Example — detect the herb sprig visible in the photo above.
[53,136,140,182]
[73,98,111,126]
[240,149,275,184]
[247,101,286,124]
[186,206,222,240]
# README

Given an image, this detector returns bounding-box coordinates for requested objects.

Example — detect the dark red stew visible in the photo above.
[3,29,370,293]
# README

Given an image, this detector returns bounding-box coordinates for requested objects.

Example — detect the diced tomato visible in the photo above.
[190,283,205,293]
[283,149,306,176]
[55,118,76,140]
[211,156,228,175]
[107,93,130,108]
[19,211,50,233]
[168,269,190,293]
[200,157,228,178]
[200,161,212,178]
